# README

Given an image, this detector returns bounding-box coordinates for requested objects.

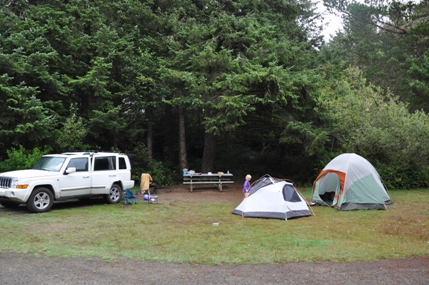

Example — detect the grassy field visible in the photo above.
[0,188,428,265]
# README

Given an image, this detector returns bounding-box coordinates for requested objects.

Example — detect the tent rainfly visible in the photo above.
[311,153,393,210]
[232,175,312,220]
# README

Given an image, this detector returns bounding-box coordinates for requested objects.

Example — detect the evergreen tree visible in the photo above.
[161,0,325,172]
[323,0,429,111]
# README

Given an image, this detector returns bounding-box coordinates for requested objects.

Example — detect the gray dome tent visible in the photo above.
[232,175,312,220]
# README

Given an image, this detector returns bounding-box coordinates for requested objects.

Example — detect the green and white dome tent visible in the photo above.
[312,153,393,210]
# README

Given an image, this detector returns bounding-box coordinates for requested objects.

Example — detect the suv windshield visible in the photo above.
[32,157,66,172]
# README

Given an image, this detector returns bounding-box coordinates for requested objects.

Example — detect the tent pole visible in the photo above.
[295,187,316,217]
[308,203,316,217]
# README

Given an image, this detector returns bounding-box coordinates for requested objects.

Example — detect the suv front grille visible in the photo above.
[0,176,12,188]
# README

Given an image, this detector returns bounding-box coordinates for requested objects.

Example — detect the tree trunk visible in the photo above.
[178,107,188,170]
[113,134,118,150]
[164,104,177,165]
[201,132,216,172]
[147,116,153,161]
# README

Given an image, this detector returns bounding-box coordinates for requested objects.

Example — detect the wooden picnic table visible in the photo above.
[183,173,234,192]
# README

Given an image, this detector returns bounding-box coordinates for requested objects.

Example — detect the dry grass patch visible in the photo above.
[379,208,429,241]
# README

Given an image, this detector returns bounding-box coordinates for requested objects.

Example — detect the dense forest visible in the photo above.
[1,0,428,188]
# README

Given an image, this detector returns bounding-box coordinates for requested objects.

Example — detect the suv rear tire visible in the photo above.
[27,187,54,213]
[104,183,122,204]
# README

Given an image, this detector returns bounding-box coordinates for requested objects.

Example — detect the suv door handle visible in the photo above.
[109,175,116,177]
[83,176,90,178]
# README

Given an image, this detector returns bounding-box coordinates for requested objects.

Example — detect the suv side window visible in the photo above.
[67,158,89,172]
[94,156,116,171]
[119,157,127,169]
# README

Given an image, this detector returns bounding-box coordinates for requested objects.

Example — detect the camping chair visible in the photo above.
[149,181,158,194]
[124,189,137,205]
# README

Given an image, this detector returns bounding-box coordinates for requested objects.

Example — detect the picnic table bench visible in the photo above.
[183,173,234,192]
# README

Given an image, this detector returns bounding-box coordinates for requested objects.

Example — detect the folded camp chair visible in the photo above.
[124,189,137,205]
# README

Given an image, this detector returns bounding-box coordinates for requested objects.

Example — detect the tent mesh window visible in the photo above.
[282,184,301,202]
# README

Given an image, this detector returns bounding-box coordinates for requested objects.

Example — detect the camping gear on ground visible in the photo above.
[232,174,313,220]
[143,178,158,204]
[144,191,158,204]
[124,189,137,205]
[311,153,393,210]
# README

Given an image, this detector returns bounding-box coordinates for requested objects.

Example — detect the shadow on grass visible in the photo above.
[0,198,110,215]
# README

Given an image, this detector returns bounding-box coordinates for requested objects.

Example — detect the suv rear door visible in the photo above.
[91,155,117,194]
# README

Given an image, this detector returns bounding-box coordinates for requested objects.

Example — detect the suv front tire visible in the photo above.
[27,187,54,213]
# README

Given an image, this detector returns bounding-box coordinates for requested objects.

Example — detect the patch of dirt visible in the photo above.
[155,182,245,205]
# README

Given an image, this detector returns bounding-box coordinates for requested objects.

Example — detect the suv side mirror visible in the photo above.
[65,167,76,174]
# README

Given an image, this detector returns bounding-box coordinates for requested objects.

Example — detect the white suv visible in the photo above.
[0,152,135,213]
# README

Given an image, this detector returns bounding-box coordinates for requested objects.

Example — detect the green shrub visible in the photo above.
[376,162,429,189]
[319,67,429,186]
[129,144,178,187]
[0,145,52,172]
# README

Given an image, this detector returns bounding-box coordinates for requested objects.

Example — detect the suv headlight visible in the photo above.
[10,177,19,188]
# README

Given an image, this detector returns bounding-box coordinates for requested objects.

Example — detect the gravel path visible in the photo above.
[0,251,428,285]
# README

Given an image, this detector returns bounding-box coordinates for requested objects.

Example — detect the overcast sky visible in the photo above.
[318,0,422,40]
[317,1,344,40]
